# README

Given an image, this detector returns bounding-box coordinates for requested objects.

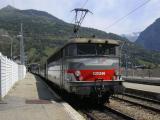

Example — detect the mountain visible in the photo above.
[122,32,140,42]
[0,6,127,63]
[136,18,160,51]
[0,6,160,67]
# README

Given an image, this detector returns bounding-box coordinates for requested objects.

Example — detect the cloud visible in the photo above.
[4,0,160,34]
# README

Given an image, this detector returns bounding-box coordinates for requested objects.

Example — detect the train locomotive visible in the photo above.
[39,37,123,104]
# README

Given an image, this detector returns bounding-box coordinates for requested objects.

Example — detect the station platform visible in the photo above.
[123,82,160,94]
[0,73,85,120]
[123,76,160,94]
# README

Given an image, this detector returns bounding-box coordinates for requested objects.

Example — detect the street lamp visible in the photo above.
[1,35,13,59]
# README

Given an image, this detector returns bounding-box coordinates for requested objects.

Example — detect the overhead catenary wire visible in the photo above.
[106,0,151,29]
[81,0,89,8]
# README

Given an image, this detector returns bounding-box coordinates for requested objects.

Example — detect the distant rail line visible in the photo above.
[124,88,160,101]
[122,93,160,104]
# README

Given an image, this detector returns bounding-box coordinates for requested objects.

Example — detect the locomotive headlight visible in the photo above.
[75,70,81,77]
[66,76,71,81]
[113,76,116,80]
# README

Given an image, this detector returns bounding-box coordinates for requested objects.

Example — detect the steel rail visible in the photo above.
[103,106,135,120]
[83,105,135,120]
[124,88,159,101]
[113,96,160,113]
[84,111,100,120]
[122,93,160,104]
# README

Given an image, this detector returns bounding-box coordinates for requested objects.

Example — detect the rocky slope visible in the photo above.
[136,18,160,51]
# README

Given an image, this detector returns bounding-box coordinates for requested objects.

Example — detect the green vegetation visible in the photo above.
[122,41,160,68]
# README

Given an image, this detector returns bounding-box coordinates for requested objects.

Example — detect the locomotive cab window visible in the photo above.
[77,43,116,56]
[77,44,96,55]
[65,44,77,56]
[96,44,116,55]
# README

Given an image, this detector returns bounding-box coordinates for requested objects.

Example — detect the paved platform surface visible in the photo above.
[0,73,85,120]
[123,82,160,93]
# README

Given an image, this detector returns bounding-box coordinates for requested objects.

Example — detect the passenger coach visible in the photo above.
[43,38,123,103]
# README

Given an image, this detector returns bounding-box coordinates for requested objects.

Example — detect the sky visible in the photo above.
[1,0,160,35]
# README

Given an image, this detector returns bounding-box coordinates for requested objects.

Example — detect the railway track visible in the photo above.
[124,88,160,100]
[112,94,160,113]
[84,105,135,120]
[39,74,159,119]
[122,93,160,104]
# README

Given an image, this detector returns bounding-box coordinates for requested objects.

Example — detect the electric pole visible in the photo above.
[125,53,128,77]
[19,23,25,65]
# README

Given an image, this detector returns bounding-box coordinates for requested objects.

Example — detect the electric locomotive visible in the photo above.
[42,37,123,104]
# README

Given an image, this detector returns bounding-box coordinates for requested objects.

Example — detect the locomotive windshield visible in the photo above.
[77,43,116,56]
[64,43,118,57]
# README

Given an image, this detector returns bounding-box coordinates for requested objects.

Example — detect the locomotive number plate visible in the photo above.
[93,72,105,76]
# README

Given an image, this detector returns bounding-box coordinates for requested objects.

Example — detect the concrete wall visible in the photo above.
[0,53,26,99]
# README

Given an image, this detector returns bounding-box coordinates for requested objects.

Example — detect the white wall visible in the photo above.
[18,65,26,80]
[0,53,26,99]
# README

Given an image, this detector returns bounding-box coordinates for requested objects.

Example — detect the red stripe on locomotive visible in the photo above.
[67,69,117,81]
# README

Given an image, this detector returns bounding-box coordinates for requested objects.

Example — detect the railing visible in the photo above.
[0,52,26,100]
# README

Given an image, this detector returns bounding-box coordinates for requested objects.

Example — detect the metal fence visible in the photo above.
[122,68,160,78]
[0,52,26,99]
